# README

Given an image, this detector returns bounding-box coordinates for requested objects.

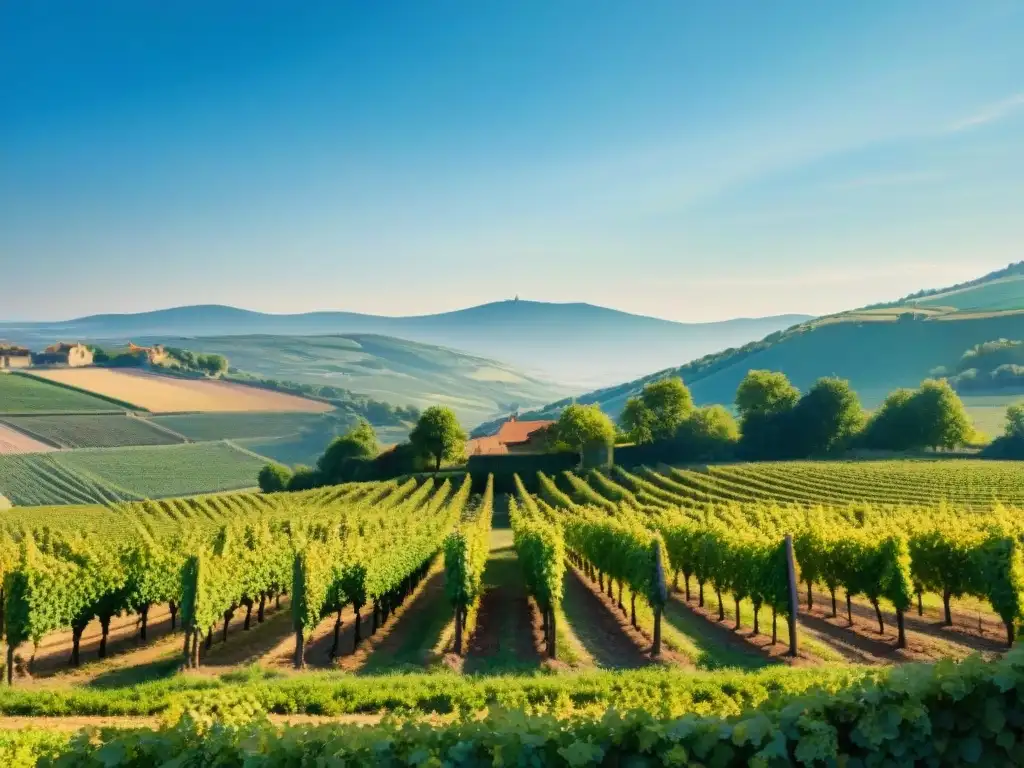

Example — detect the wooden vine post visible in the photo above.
[785,534,799,658]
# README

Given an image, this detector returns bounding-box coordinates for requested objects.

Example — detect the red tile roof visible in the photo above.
[495,419,555,445]
[466,435,509,456]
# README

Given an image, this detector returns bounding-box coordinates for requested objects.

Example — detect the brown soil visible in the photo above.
[816,587,1007,650]
[562,566,654,669]
[796,602,991,664]
[12,598,293,687]
[463,558,542,673]
[290,605,360,670]
[0,423,55,453]
[668,592,814,667]
[805,588,1006,659]
[15,602,180,679]
[338,566,447,673]
[199,598,296,668]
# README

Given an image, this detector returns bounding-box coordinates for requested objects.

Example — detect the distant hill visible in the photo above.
[477,262,1024,433]
[132,333,573,429]
[0,301,811,388]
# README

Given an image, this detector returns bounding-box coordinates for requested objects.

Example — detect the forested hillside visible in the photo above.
[479,263,1024,429]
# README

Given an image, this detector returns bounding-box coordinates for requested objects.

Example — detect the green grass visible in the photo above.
[0,661,871,719]
[0,373,124,414]
[0,455,134,506]
[149,412,328,442]
[2,415,185,448]
[914,275,1024,312]
[50,442,266,499]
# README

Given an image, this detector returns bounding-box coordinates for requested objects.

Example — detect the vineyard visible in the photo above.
[0,373,125,414]
[2,459,1024,763]
[0,455,134,506]
[149,412,327,442]
[0,415,186,449]
[0,442,265,505]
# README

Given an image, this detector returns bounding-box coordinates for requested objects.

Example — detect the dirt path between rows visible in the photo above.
[561,566,652,669]
[464,499,542,674]
[341,563,449,673]
[800,588,1005,663]
[12,598,292,688]
[807,587,1008,655]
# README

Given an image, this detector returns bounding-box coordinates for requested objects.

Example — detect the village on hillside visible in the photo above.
[0,342,169,370]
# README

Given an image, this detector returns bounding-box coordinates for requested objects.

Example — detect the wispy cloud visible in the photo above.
[831,170,945,190]
[949,92,1024,132]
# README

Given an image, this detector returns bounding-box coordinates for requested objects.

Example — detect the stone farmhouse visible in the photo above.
[34,342,94,367]
[0,344,33,370]
[466,415,556,456]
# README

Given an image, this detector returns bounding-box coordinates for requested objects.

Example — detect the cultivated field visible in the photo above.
[54,441,266,499]
[0,422,55,454]
[27,369,333,414]
[0,454,132,506]
[1,414,185,449]
[0,442,265,505]
[2,460,1022,764]
[149,411,327,441]
[0,372,124,413]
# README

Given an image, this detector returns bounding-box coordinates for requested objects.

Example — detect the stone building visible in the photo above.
[34,342,93,367]
[0,344,32,369]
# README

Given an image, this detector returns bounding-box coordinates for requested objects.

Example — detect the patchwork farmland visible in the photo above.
[0,371,126,413]
[0,369,339,503]
[27,368,333,413]
[1,414,185,449]
[0,441,265,504]
[0,422,55,454]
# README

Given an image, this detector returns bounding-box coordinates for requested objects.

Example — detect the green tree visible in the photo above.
[735,370,800,420]
[674,404,739,460]
[410,406,466,472]
[735,371,799,460]
[862,388,918,450]
[556,403,616,464]
[287,465,322,492]
[791,377,864,455]
[1005,403,1024,439]
[620,396,654,445]
[198,354,229,376]
[909,379,972,450]
[642,378,694,441]
[257,463,293,493]
[316,419,379,484]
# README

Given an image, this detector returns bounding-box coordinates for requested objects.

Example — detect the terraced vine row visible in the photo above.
[525,464,1024,653]
[0,477,467,681]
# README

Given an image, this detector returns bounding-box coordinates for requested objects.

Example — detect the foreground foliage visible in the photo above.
[5,649,1024,766]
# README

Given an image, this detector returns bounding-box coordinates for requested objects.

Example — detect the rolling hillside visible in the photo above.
[135,334,572,428]
[0,301,810,387]
[483,262,1024,431]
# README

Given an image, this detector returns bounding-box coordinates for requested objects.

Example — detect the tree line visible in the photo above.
[260,367,1023,494]
[618,371,980,461]
[259,405,468,492]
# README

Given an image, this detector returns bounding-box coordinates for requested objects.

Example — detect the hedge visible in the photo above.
[7,649,1024,765]
[468,452,577,494]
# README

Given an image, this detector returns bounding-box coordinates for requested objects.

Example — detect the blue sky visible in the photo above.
[2,0,1022,322]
